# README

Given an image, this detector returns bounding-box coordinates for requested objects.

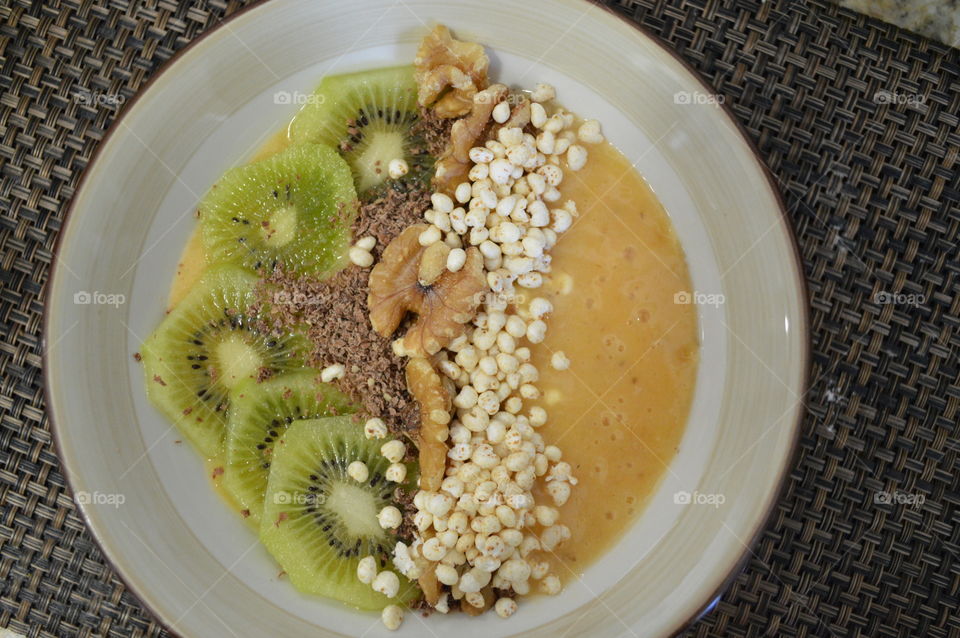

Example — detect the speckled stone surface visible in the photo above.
[839,0,960,45]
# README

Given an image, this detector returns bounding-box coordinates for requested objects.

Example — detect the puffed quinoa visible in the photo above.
[427,492,455,517]
[489,158,513,184]
[458,570,483,593]
[348,246,374,267]
[356,235,376,251]
[447,247,467,272]
[578,119,604,144]
[465,591,486,608]
[541,574,562,595]
[372,571,400,598]
[530,561,550,580]
[504,315,526,338]
[492,100,511,123]
[454,385,479,409]
[441,475,465,498]
[385,463,407,483]
[470,146,494,163]
[566,144,588,171]
[381,604,404,630]
[551,350,571,370]
[504,396,523,413]
[418,224,442,246]
[495,597,518,618]
[519,535,540,557]
[422,537,448,561]
[540,524,571,551]
[526,319,547,343]
[364,417,387,439]
[380,440,406,463]
[529,406,548,427]
[534,505,560,526]
[347,460,368,483]
[499,558,531,583]
[546,480,571,506]
[552,208,573,233]
[414,510,433,532]
[320,363,345,382]
[388,158,409,179]
[448,442,472,461]
[549,461,576,484]
[531,83,556,103]
[517,272,543,288]
[357,555,377,584]
[378,506,402,529]
[436,563,460,586]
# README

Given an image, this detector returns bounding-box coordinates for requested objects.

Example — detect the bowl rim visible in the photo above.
[42,0,811,635]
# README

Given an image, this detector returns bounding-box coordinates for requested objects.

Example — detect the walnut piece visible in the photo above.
[461,587,494,615]
[415,24,489,118]
[405,357,452,605]
[368,224,485,356]
[418,561,442,607]
[405,356,451,492]
[433,83,508,193]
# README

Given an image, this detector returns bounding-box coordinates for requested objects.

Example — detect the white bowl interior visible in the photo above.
[46,1,806,636]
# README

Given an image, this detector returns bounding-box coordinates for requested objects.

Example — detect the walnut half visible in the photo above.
[415,24,489,118]
[368,224,485,356]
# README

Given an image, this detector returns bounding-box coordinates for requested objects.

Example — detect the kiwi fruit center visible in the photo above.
[303,458,394,558]
[214,334,264,389]
[351,123,407,191]
[260,205,298,247]
[327,482,383,539]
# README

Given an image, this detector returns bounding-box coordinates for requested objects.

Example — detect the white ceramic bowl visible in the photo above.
[45,1,808,636]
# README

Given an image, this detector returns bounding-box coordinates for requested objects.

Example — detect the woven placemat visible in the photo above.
[2,0,959,636]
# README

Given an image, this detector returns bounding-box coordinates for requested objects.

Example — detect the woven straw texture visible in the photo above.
[2,0,959,636]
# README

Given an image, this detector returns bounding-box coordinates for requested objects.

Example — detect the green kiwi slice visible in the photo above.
[260,417,419,610]
[199,144,357,277]
[288,66,432,194]
[224,371,354,523]
[140,265,308,457]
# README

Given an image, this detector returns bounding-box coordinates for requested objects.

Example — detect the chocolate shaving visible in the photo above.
[252,185,432,436]
[412,107,456,158]
[392,486,417,544]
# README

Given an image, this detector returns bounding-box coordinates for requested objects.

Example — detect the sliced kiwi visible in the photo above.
[260,417,419,610]
[140,265,308,457]
[224,371,354,523]
[199,144,357,277]
[288,66,432,195]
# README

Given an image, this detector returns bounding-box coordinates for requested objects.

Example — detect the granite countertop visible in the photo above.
[839,0,960,45]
